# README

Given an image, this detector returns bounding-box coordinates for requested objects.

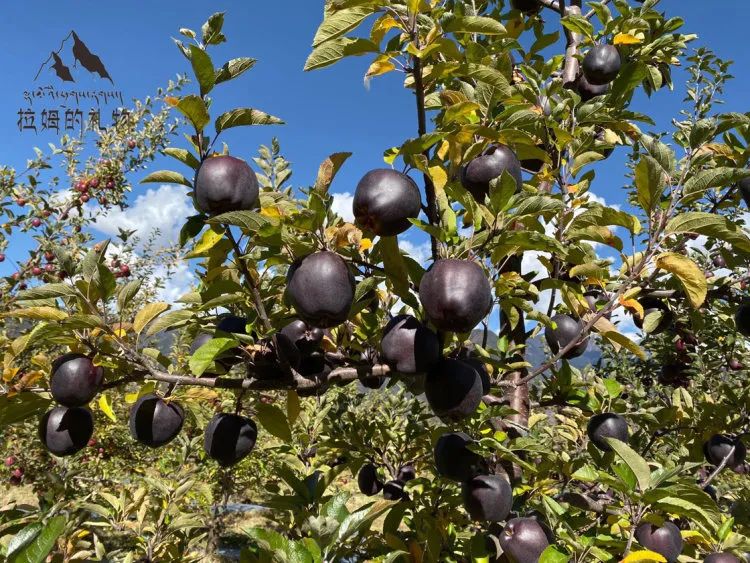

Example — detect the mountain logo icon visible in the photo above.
[34,30,114,84]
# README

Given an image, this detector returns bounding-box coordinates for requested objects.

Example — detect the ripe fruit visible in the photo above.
[584,290,610,319]
[194,155,259,215]
[545,314,589,359]
[4,456,14,466]
[729,359,743,371]
[50,354,104,407]
[419,259,492,333]
[735,304,750,337]
[280,319,324,356]
[635,522,683,563]
[31,218,42,228]
[434,432,484,482]
[119,264,131,277]
[659,363,690,387]
[510,0,540,14]
[425,359,483,421]
[16,198,26,206]
[582,44,621,85]
[203,413,258,467]
[287,251,355,328]
[383,479,407,501]
[738,178,750,207]
[380,315,440,374]
[32,267,42,276]
[129,394,185,447]
[357,462,383,496]
[0,254,5,262]
[462,474,513,522]
[88,178,100,189]
[127,139,137,149]
[11,468,23,479]
[587,412,629,452]
[460,145,523,202]
[704,434,746,469]
[499,517,550,563]
[397,465,416,482]
[463,357,491,394]
[634,297,673,334]
[705,553,741,563]
[352,169,422,236]
[574,75,609,102]
[39,406,94,456]
[713,254,727,268]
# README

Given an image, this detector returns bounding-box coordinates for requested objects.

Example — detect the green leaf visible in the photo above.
[314,152,352,194]
[639,134,676,173]
[377,236,416,309]
[444,16,506,36]
[6,524,42,559]
[215,57,257,84]
[180,215,206,247]
[512,195,564,218]
[655,252,707,308]
[634,156,667,214]
[312,7,373,47]
[140,170,193,187]
[189,45,215,96]
[682,167,750,203]
[189,337,238,376]
[117,279,142,312]
[606,437,650,491]
[215,108,284,133]
[569,205,641,234]
[601,331,646,360]
[539,545,570,563]
[256,403,293,442]
[304,37,378,71]
[163,147,201,170]
[133,302,170,335]
[461,64,512,98]
[0,394,51,430]
[560,14,594,39]
[208,210,277,235]
[665,211,750,255]
[8,516,65,563]
[2,307,67,321]
[15,283,78,301]
[201,12,226,46]
[171,94,210,132]
[146,309,195,336]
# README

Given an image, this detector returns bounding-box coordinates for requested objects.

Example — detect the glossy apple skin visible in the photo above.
[704,434,747,469]
[587,412,629,452]
[419,259,493,333]
[462,474,513,522]
[635,522,683,563]
[735,304,750,337]
[499,517,550,563]
[544,314,589,359]
[203,413,258,467]
[425,359,483,421]
[287,251,355,328]
[738,178,750,207]
[50,353,104,407]
[397,465,416,482]
[582,44,622,85]
[353,169,422,237]
[704,553,742,563]
[464,357,491,395]
[574,75,609,102]
[280,319,324,356]
[460,145,523,202]
[357,462,383,496]
[434,431,484,482]
[634,297,674,335]
[129,394,185,448]
[194,155,259,215]
[382,479,408,501]
[380,314,440,374]
[39,406,94,456]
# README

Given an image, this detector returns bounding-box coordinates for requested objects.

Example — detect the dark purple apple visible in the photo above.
[50,353,104,407]
[353,169,422,236]
[582,44,621,85]
[194,155,259,215]
[380,314,440,374]
[460,145,523,202]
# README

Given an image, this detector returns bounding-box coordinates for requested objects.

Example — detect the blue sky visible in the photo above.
[1,1,749,310]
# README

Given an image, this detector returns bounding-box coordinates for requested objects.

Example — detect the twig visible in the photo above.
[702,444,736,489]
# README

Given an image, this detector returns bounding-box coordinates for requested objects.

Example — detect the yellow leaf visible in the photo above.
[260,206,281,218]
[164,96,179,107]
[366,55,396,78]
[2,307,67,321]
[602,330,646,360]
[614,32,643,45]
[428,165,448,191]
[187,225,225,258]
[359,238,373,252]
[99,393,117,422]
[620,296,644,319]
[655,252,707,308]
[620,550,666,563]
[133,302,170,335]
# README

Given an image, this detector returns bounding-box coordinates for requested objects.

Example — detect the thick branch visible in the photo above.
[562,2,583,87]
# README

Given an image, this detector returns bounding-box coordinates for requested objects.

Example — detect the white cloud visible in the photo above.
[331,191,355,223]
[155,261,195,303]
[400,239,432,265]
[90,184,194,249]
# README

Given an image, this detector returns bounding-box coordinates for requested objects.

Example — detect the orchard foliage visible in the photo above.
[4,1,750,562]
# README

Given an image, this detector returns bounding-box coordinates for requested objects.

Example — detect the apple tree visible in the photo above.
[4,1,750,562]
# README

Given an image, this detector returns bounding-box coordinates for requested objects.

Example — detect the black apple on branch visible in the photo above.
[424,358,483,421]
[573,75,609,102]
[129,393,185,448]
[634,297,674,334]
[419,259,493,333]
[586,412,629,452]
[462,474,513,522]
[352,169,422,237]
[193,155,259,215]
[357,462,383,496]
[582,44,622,85]
[460,144,523,202]
[635,521,683,563]
[380,314,441,374]
[499,517,551,563]
[735,304,750,337]
[203,412,258,467]
[510,0,540,15]
[50,353,104,407]
[704,434,746,470]
[287,251,355,328]
[704,553,742,563]
[280,319,324,356]
[39,406,94,456]
[544,314,589,359]
[434,431,485,482]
